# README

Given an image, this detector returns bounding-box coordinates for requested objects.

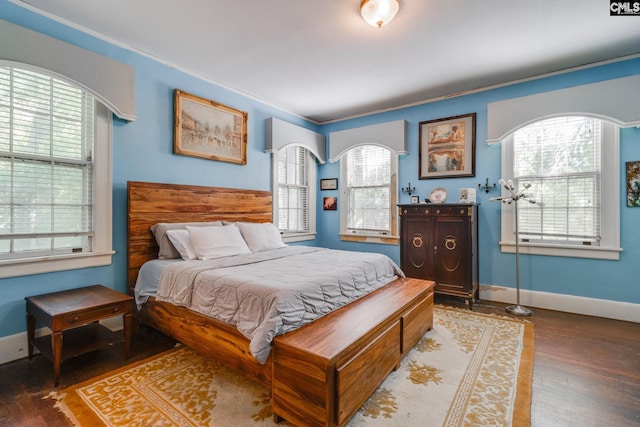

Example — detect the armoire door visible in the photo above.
[433,215,469,294]
[400,216,434,280]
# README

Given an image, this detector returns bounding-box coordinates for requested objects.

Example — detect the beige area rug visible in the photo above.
[52,306,533,427]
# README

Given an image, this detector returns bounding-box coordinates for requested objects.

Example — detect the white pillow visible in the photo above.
[151,221,222,259]
[187,224,251,260]
[165,229,198,260]
[236,222,287,252]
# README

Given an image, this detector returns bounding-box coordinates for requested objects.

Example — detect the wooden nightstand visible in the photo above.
[25,284,133,386]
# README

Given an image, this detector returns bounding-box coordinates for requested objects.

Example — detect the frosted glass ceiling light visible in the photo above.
[360,0,400,28]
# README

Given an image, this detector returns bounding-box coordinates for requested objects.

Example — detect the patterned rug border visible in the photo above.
[49,345,186,427]
[50,306,534,427]
[435,304,534,426]
[435,304,533,324]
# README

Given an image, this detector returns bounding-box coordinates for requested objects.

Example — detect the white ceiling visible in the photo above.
[14,0,640,123]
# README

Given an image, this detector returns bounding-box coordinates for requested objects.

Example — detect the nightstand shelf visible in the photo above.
[31,322,122,361]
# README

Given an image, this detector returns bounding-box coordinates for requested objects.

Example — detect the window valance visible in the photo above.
[0,19,136,121]
[487,75,640,144]
[329,120,407,162]
[265,118,326,163]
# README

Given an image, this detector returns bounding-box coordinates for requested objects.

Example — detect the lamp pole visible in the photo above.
[491,178,538,317]
[506,196,532,316]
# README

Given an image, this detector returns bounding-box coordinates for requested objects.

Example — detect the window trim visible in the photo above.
[0,101,114,278]
[499,118,621,260]
[339,144,399,245]
[272,144,317,243]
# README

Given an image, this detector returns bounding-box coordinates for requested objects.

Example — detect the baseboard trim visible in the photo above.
[480,285,640,323]
[2,292,637,365]
[0,317,123,366]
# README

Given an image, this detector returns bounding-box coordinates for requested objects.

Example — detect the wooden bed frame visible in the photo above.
[127,181,435,426]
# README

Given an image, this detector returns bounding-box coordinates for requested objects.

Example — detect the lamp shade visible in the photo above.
[360,0,400,28]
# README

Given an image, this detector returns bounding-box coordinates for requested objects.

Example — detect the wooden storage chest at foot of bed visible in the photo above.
[272,277,435,427]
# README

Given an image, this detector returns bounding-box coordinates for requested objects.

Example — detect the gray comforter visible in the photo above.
[155,246,403,363]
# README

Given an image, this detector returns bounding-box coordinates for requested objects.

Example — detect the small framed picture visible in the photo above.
[411,195,419,204]
[323,197,337,210]
[627,161,640,207]
[320,178,338,190]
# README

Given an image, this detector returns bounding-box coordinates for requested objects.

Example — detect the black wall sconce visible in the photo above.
[402,182,415,196]
[478,178,497,193]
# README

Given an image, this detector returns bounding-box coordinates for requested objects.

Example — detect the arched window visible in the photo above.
[0,65,113,277]
[340,144,398,243]
[500,115,620,259]
[267,118,323,243]
[274,144,317,241]
[329,120,405,244]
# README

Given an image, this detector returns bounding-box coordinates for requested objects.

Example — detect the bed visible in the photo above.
[127,181,434,426]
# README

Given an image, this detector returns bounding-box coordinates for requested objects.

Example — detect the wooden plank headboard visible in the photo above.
[127,181,273,293]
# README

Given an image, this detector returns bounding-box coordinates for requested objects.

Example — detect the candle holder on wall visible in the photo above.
[402,182,416,196]
[478,178,497,193]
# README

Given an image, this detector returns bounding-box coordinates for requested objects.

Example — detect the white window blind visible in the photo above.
[345,145,391,233]
[513,116,601,245]
[0,67,95,259]
[277,145,309,233]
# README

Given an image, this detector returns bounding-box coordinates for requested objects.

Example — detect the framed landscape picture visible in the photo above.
[419,113,476,179]
[174,89,248,165]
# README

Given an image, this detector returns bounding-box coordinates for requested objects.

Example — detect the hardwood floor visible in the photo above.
[0,298,638,427]
[0,324,177,427]
[446,298,640,427]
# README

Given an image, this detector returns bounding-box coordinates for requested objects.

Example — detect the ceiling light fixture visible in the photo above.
[360,0,400,28]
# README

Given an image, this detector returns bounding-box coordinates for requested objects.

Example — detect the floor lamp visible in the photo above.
[491,178,541,316]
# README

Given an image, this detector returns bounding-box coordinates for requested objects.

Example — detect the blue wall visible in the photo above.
[320,59,640,305]
[1,1,638,340]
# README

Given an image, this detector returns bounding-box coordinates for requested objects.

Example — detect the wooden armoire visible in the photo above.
[398,203,479,308]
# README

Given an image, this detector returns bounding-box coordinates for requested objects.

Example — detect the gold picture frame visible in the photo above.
[419,113,476,179]
[174,89,248,165]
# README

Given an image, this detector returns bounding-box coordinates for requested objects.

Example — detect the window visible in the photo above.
[273,145,316,242]
[501,115,620,260]
[340,145,398,243]
[0,66,113,278]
